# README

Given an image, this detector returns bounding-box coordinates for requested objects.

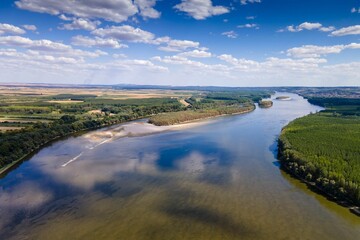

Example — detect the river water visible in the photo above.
[0,93,359,240]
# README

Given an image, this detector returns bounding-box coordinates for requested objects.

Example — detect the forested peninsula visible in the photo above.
[278,95,360,208]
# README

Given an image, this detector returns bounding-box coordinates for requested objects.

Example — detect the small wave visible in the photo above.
[93,138,112,148]
[61,153,83,167]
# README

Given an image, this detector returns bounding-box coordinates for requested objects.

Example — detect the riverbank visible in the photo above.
[148,105,255,126]
[278,147,360,216]
[0,108,247,175]
[0,118,140,176]
[278,122,360,215]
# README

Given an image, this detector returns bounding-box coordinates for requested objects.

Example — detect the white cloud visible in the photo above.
[177,49,212,58]
[158,39,200,52]
[134,0,161,19]
[218,54,259,69]
[280,22,335,33]
[174,0,229,20]
[237,23,259,29]
[22,24,37,31]
[15,0,160,23]
[91,25,202,52]
[113,53,127,58]
[287,43,360,58]
[330,25,360,36]
[221,31,238,39]
[0,47,168,84]
[319,26,336,32]
[60,18,101,31]
[298,22,322,30]
[152,55,228,74]
[0,36,106,58]
[351,7,360,13]
[1,45,360,86]
[92,25,155,43]
[240,0,261,5]
[72,35,128,49]
[0,23,26,35]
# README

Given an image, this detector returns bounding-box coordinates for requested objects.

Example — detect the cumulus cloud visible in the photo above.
[217,54,329,73]
[22,24,37,31]
[59,18,101,31]
[0,23,26,35]
[287,43,360,58]
[0,35,107,58]
[279,22,335,33]
[152,55,228,73]
[72,35,128,49]
[221,31,238,38]
[90,25,202,52]
[92,25,155,43]
[157,39,200,52]
[15,0,160,23]
[174,0,229,20]
[134,0,161,19]
[218,54,259,68]
[0,48,80,65]
[330,25,360,36]
[240,0,261,5]
[177,49,212,58]
[0,47,168,85]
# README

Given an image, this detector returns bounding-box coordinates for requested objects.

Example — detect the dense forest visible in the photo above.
[278,96,360,206]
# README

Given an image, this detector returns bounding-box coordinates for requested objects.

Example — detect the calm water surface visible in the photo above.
[1,93,359,240]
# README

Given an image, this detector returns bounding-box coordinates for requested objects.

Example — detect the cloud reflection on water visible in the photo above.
[0,181,53,229]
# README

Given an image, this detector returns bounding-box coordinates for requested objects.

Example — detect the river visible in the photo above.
[0,92,359,239]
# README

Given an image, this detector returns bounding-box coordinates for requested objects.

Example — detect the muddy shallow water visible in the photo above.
[0,93,359,240]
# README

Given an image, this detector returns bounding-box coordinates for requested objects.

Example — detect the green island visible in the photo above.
[258,100,273,108]
[0,85,271,174]
[275,96,291,100]
[278,91,360,208]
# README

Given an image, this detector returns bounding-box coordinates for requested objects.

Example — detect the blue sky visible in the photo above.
[0,0,359,86]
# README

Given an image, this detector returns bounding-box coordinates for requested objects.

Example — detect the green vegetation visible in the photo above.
[307,97,360,116]
[149,91,270,126]
[0,87,272,172]
[259,100,273,108]
[278,96,360,206]
[0,94,184,171]
[149,105,254,126]
[276,96,291,100]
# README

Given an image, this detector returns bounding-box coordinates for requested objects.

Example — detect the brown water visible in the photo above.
[0,93,359,240]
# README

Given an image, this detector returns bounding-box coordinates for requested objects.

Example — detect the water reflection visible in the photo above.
[1,93,360,240]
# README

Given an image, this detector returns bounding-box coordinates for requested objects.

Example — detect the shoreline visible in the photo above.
[0,106,255,176]
[149,106,255,126]
[277,137,360,216]
[0,121,133,176]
